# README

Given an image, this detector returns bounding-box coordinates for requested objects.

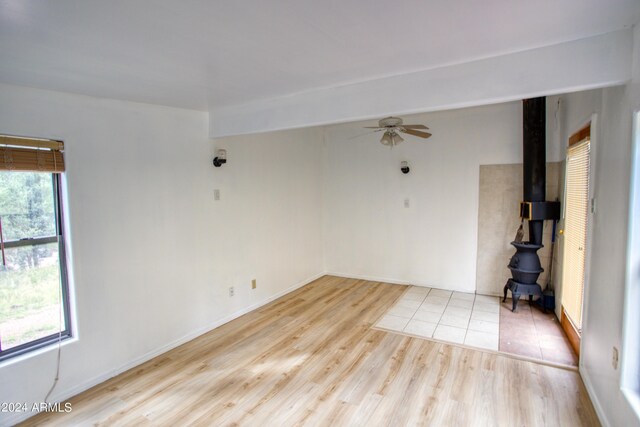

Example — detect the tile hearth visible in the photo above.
[374,285,578,367]
[374,286,500,351]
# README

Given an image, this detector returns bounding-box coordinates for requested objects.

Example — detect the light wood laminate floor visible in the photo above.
[20,276,599,426]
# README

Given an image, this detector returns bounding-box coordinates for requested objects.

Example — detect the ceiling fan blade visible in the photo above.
[363,126,383,129]
[401,128,432,139]
[402,124,429,130]
[348,129,384,140]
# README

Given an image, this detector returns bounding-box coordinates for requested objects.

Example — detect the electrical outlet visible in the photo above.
[229,286,234,297]
[251,279,257,289]
[214,189,220,201]
[612,346,619,369]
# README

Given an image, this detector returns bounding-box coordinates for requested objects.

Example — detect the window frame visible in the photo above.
[622,110,640,419]
[0,173,72,361]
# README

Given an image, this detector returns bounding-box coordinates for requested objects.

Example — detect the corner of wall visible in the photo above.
[320,126,329,274]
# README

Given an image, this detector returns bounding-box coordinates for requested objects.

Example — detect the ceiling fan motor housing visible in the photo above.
[379,117,403,128]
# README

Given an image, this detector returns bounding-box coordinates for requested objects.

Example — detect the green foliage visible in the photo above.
[0,172,62,348]
[0,172,56,268]
[0,263,60,323]
[0,172,55,239]
[0,261,61,349]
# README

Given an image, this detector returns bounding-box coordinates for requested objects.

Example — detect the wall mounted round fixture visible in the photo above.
[401,161,410,174]
[213,149,227,167]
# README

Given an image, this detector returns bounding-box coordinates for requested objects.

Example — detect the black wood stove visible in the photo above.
[504,241,544,311]
[503,97,560,312]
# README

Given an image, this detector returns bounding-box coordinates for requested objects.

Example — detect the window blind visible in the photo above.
[562,137,590,330]
[0,135,65,172]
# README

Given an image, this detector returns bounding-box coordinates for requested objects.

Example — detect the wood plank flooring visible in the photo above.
[20,276,599,426]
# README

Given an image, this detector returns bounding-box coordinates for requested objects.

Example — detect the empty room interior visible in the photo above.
[1,1,640,426]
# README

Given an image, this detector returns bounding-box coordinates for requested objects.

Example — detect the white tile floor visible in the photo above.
[373,286,500,351]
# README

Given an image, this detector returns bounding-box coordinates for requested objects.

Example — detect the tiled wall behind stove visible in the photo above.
[476,162,562,297]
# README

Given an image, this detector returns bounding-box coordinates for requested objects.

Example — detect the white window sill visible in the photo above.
[622,387,640,423]
[0,336,78,368]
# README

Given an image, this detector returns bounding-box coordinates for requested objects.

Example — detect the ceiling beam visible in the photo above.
[210,29,632,138]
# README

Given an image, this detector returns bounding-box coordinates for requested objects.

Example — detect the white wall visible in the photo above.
[322,102,563,291]
[561,23,640,427]
[0,84,324,425]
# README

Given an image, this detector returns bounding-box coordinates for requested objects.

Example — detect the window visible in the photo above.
[622,111,640,417]
[0,135,70,361]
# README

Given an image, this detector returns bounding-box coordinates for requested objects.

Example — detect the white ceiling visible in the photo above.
[0,0,639,112]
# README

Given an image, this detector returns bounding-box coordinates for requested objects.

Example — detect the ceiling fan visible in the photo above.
[364,116,432,146]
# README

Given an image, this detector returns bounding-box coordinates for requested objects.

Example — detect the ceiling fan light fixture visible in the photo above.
[380,132,393,146]
[380,131,404,146]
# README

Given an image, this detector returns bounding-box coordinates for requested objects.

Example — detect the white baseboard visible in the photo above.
[325,272,479,294]
[326,272,412,286]
[4,271,325,427]
[580,365,609,427]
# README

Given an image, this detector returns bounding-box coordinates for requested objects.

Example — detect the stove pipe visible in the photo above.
[503,97,561,311]
[522,97,546,245]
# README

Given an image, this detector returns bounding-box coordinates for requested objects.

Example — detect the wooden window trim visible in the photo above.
[569,124,591,147]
